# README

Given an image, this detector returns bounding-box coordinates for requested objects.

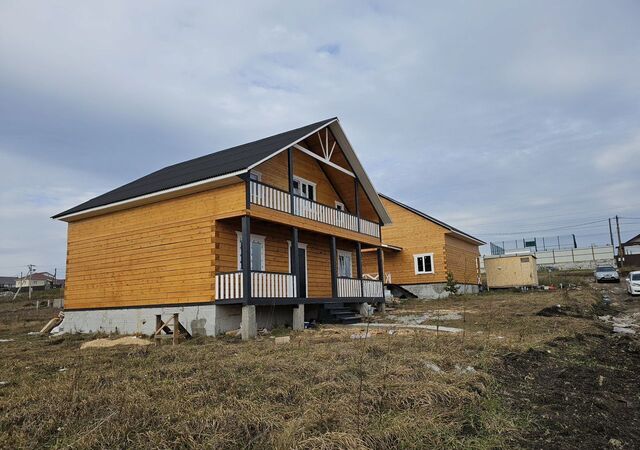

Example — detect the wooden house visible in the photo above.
[363,194,484,299]
[52,118,391,339]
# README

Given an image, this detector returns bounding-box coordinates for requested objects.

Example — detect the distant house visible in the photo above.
[0,276,16,290]
[363,194,485,299]
[15,272,64,290]
[621,233,640,267]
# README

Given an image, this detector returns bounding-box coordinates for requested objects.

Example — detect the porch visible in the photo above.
[214,271,384,303]
[213,216,385,305]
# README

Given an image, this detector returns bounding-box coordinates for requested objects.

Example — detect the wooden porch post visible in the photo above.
[377,247,384,283]
[354,178,360,232]
[288,147,295,214]
[291,227,299,297]
[356,242,363,297]
[241,215,251,304]
[243,172,251,209]
[330,236,338,298]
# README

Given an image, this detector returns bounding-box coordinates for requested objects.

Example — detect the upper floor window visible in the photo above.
[293,176,316,201]
[335,201,345,211]
[414,253,434,275]
[249,170,262,182]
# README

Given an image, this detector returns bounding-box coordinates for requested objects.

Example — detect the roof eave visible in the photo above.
[52,170,247,222]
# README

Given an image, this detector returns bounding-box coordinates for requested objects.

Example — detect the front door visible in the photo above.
[291,246,307,298]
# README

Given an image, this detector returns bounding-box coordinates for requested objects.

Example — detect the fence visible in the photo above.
[480,244,615,271]
[490,234,577,255]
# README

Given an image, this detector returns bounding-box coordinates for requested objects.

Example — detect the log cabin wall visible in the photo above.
[444,234,480,284]
[64,182,246,310]
[374,197,448,284]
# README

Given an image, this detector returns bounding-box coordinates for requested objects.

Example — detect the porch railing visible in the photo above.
[362,279,384,298]
[336,277,384,298]
[215,271,296,300]
[249,180,380,239]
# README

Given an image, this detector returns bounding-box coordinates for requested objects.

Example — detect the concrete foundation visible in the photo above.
[241,305,257,340]
[57,303,322,337]
[399,283,479,300]
[59,304,224,336]
[292,304,305,331]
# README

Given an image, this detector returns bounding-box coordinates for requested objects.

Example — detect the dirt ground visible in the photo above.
[0,274,639,449]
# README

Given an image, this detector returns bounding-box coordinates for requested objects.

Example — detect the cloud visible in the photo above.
[1,0,640,274]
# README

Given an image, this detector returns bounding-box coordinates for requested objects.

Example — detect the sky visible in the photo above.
[1,1,640,277]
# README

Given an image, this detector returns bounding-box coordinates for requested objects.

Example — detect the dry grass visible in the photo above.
[0,282,603,449]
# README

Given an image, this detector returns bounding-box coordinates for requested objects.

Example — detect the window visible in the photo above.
[414,253,434,274]
[337,250,353,277]
[292,176,316,201]
[249,170,262,182]
[520,257,529,263]
[236,232,265,271]
[335,201,345,211]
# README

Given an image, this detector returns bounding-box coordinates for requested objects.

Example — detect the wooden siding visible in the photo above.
[444,234,480,284]
[374,198,448,284]
[485,255,538,288]
[367,197,481,286]
[214,218,357,298]
[64,182,245,309]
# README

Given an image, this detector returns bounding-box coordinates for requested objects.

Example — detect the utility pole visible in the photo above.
[615,215,624,267]
[27,264,36,308]
[608,218,615,247]
[12,271,23,301]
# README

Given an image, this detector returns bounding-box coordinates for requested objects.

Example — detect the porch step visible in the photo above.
[320,304,362,325]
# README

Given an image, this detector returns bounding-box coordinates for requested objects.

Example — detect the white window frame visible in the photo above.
[337,249,353,278]
[292,175,317,201]
[236,232,266,271]
[287,241,309,295]
[249,170,262,182]
[413,253,434,275]
[335,201,345,211]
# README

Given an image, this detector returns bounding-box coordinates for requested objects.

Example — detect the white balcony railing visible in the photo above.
[249,181,380,239]
[215,271,296,300]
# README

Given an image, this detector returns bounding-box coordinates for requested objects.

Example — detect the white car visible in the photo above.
[626,271,640,296]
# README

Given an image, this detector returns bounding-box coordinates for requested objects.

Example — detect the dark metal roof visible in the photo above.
[623,233,640,246]
[53,118,336,218]
[378,193,486,245]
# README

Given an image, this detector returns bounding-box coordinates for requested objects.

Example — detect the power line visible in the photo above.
[475,218,610,236]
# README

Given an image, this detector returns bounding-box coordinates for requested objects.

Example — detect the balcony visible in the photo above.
[249,180,380,239]
[215,271,383,301]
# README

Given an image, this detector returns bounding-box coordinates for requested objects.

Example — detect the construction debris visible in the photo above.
[350,332,372,340]
[40,314,63,334]
[0,339,14,343]
[348,322,462,333]
[80,336,152,350]
[423,361,442,373]
[274,336,290,345]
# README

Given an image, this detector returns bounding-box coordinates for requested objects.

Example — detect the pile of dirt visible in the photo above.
[535,304,588,318]
[495,333,640,449]
[80,336,152,349]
